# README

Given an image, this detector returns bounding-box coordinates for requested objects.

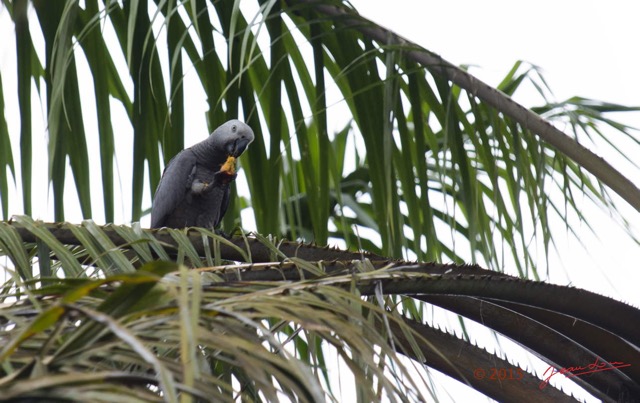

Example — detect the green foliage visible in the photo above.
[1,1,640,401]
[0,1,638,271]
[0,222,433,402]
[1,220,638,402]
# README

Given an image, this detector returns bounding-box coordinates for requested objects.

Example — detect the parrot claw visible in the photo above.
[214,228,232,239]
[191,179,209,194]
[214,170,237,185]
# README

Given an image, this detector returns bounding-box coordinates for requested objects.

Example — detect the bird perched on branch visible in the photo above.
[150,120,254,230]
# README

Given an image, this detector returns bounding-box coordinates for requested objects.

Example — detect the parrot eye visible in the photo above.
[232,124,237,133]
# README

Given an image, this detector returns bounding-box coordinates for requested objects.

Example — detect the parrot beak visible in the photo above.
[228,137,252,157]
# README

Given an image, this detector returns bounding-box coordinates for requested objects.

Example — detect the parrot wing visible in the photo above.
[150,150,197,228]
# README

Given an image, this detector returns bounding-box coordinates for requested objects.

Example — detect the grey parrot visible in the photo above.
[150,120,254,229]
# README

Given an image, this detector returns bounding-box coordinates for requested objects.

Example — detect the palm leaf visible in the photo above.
[2,220,640,401]
[1,0,638,271]
[1,1,640,401]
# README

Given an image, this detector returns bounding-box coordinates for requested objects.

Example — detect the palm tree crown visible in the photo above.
[0,1,639,401]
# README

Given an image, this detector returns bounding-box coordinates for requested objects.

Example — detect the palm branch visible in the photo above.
[1,0,639,401]
[2,219,639,402]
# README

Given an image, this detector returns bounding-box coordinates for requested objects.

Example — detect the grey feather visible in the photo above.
[150,120,254,229]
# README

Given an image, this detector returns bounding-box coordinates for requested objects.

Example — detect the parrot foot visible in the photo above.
[191,179,209,194]
[213,170,237,186]
[214,228,232,239]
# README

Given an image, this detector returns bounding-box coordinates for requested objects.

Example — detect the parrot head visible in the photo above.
[209,119,255,158]
[206,120,253,177]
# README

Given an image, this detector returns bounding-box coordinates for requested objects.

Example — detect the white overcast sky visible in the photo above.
[353,0,640,105]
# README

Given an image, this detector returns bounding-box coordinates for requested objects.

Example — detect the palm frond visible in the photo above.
[1,0,638,273]
[1,1,640,401]
[2,219,639,402]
